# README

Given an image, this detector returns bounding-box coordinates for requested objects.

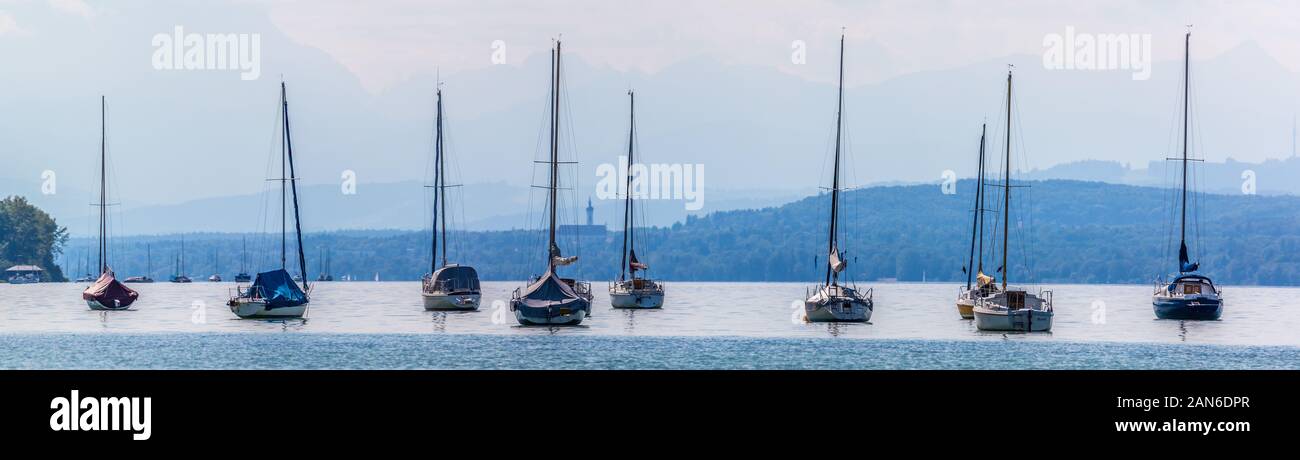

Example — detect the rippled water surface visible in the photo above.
[2,282,1297,369]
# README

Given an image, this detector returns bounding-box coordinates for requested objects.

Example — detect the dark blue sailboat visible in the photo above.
[508,39,593,325]
[228,82,311,319]
[1153,31,1223,320]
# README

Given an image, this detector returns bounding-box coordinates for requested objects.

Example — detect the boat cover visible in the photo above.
[1167,273,1215,294]
[81,269,139,308]
[430,265,480,292]
[248,269,308,309]
[517,269,584,309]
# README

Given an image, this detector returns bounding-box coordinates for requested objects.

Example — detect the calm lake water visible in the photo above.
[2,281,1298,369]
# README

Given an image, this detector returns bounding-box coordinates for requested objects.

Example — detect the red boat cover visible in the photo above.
[81,270,139,308]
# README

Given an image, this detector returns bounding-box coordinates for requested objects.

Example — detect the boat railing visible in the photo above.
[571,280,592,296]
[1041,289,1054,311]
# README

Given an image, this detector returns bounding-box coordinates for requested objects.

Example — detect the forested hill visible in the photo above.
[63,180,1300,286]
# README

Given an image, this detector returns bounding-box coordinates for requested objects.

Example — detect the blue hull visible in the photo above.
[1153,297,1222,320]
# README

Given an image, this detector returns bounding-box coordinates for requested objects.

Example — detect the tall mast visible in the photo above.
[279,83,288,269]
[240,236,246,272]
[431,88,443,272]
[547,41,561,268]
[620,90,636,281]
[1001,70,1012,291]
[977,124,987,277]
[1179,31,1190,270]
[146,244,151,279]
[282,81,309,286]
[965,124,987,290]
[98,96,107,274]
[439,92,448,268]
[824,31,845,287]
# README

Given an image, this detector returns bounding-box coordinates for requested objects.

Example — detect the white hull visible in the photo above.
[609,291,664,309]
[230,300,307,319]
[803,285,873,323]
[422,292,481,311]
[973,307,1053,331]
[804,299,872,322]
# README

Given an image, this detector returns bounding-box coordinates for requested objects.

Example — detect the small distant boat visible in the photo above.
[509,39,593,325]
[315,247,334,282]
[956,124,996,318]
[234,236,251,283]
[81,96,139,311]
[124,244,156,283]
[73,247,95,282]
[421,85,481,311]
[170,238,191,283]
[228,81,311,319]
[972,68,1053,332]
[1153,31,1223,320]
[609,90,664,309]
[207,249,222,282]
[803,31,872,323]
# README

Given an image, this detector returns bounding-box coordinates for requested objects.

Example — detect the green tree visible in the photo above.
[0,196,69,282]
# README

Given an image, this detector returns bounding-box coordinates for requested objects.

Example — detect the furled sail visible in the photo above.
[1178,242,1199,272]
[828,248,846,273]
[549,242,577,266]
[629,250,648,271]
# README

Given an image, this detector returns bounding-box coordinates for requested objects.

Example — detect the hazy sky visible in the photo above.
[2,0,1299,218]
[264,0,1300,91]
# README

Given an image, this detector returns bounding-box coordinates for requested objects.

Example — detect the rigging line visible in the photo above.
[1010,84,1037,285]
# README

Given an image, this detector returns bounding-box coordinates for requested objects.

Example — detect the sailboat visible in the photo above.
[81,96,139,311]
[170,237,192,283]
[956,124,996,318]
[803,32,873,323]
[609,90,665,309]
[1153,31,1223,320]
[74,249,94,283]
[124,244,155,283]
[421,86,481,311]
[508,39,594,325]
[972,68,1054,332]
[207,249,222,282]
[227,81,311,319]
[316,247,335,282]
[234,236,251,282]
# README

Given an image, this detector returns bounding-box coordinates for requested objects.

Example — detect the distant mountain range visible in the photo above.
[1022,156,1300,195]
[11,152,1294,236]
[34,180,812,236]
[58,180,1300,286]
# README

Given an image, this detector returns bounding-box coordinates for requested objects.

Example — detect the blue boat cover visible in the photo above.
[517,269,583,310]
[249,269,308,309]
